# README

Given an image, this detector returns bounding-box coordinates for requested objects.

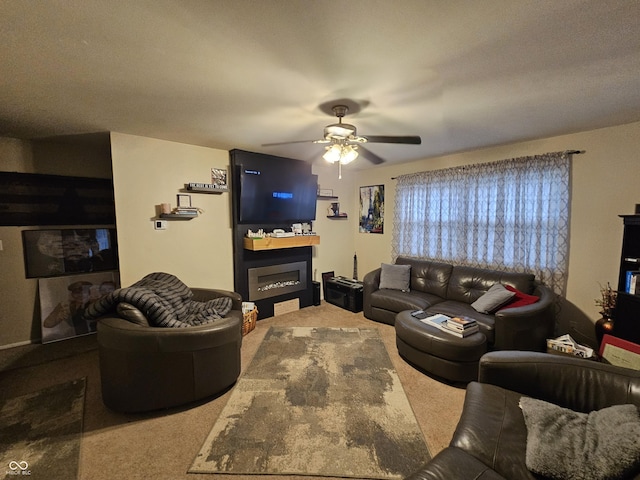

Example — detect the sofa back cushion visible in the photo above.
[447,265,535,304]
[396,257,453,298]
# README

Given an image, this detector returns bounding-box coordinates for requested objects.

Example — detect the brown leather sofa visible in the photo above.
[363,257,555,351]
[408,351,640,480]
[97,288,243,413]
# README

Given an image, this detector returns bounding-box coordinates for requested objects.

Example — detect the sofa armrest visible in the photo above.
[363,268,382,318]
[478,351,640,412]
[97,315,242,351]
[191,287,243,311]
[492,284,555,351]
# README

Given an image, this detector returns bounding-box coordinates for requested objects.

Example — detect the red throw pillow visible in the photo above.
[500,285,539,310]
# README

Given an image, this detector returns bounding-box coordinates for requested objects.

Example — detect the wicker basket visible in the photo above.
[242,307,258,336]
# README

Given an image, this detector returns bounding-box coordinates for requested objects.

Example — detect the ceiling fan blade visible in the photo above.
[362,135,422,145]
[358,146,385,165]
[261,140,318,146]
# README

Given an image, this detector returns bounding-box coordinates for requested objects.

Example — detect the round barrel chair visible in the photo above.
[94,277,243,413]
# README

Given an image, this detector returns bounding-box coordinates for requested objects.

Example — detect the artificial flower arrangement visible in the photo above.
[595,282,617,318]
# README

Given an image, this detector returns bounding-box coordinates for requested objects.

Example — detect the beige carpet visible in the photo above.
[0,302,466,480]
[190,327,430,478]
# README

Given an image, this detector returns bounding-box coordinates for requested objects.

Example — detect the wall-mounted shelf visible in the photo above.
[317,195,338,200]
[244,235,320,251]
[327,215,348,219]
[160,213,197,220]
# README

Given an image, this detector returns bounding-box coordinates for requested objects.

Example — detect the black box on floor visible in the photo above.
[312,281,321,306]
[325,277,363,312]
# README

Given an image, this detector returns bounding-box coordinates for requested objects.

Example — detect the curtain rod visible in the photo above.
[391,149,585,179]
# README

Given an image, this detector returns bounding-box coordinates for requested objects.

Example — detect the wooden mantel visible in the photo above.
[243,235,320,251]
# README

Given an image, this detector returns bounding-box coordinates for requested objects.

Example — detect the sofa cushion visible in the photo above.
[446,266,535,304]
[396,257,453,298]
[471,284,515,314]
[499,285,539,310]
[379,263,411,291]
[520,397,640,480]
[369,288,440,313]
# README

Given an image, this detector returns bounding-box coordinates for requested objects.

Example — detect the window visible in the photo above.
[392,152,571,295]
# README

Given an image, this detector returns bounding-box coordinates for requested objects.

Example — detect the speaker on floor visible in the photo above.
[312,281,321,306]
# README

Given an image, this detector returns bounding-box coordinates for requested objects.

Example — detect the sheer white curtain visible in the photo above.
[392,152,571,296]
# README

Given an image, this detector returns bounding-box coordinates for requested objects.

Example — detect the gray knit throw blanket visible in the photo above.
[84,272,232,328]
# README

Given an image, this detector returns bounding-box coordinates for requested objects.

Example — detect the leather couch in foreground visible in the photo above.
[408,351,640,480]
[97,287,243,413]
[363,257,555,351]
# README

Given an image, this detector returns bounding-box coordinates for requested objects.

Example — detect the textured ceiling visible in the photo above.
[1,0,639,168]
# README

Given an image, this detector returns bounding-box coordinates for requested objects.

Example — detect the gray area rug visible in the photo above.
[190,327,431,479]
[0,378,86,479]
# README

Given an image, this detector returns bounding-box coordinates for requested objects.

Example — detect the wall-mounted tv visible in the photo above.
[238,166,317,224]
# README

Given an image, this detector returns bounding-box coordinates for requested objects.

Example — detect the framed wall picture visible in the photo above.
[211,167,228,187]
[39,271,120,343]
[22,228,118,278]
[359,185,384,233]
[177,194,192,207]
[599,334,640,370]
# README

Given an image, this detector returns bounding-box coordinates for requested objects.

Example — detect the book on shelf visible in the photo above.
[172,207,199,215]
[625,270,640,294]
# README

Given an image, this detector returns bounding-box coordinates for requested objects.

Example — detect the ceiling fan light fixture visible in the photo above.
[324,123,356,140]
[323,144,358,164]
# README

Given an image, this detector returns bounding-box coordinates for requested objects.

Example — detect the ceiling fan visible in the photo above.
[262,104,421,166]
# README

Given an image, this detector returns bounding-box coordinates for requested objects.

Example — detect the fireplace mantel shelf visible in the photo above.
[244,235,320,251]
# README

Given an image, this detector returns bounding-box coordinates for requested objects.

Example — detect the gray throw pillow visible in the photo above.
[379,263,411,292]
[520,396,640,480]
[470,283,515,313]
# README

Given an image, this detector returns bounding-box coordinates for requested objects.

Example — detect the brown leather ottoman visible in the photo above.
[395,310,487,383]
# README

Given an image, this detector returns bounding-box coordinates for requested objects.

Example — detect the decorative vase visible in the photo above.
[595,316,614,346]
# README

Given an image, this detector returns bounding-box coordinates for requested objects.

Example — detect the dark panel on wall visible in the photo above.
[0,172,115,226]
[229,149,314,317]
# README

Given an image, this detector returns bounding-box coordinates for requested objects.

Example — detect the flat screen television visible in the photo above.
[238,167,317,224]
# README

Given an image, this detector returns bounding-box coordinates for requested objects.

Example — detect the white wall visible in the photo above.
[350,121,640,345]
[311,164,358,281]
[109,133,235,289]
[110,133,359,292]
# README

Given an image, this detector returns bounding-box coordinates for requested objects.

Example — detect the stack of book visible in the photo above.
[443,316,479,337]
[172,206,199,216]
[422,314,480,338]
